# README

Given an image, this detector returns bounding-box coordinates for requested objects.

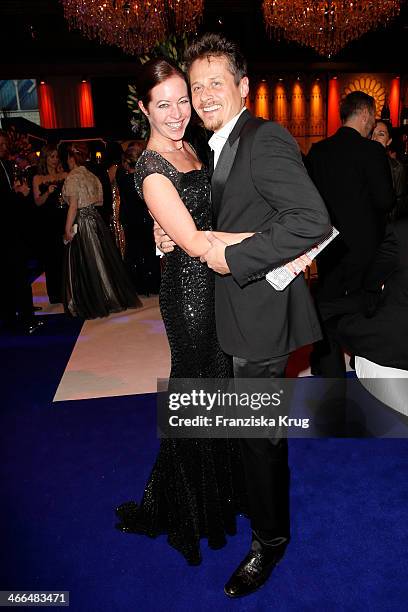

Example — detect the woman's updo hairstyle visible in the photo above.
[135,58,186,108]
[67,142,89,166]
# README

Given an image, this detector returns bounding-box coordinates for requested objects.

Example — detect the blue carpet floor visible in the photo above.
[1,314,408,611]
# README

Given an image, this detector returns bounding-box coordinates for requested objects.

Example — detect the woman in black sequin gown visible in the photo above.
[115,60,253,565]
[32,145,67,303]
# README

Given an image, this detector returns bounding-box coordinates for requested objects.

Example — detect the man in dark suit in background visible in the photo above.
[305,91,395,377]
[0,130,42,333]
[159,33,331,597]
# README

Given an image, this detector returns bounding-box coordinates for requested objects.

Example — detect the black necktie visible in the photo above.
[208,148,215,177]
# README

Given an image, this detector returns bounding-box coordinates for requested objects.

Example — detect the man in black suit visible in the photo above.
[338,213,408,372]
[0,130,42,333]
[158,33,331,597]
[305,92,395,377]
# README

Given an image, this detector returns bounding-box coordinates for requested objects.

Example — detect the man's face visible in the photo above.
[0,135,9,160]
[189,56,249,132]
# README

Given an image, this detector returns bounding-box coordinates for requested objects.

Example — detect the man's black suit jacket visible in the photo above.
[1,159,32,244]
[338,217,408,370]
[305,126,394,308]
[0,159,13,208]
[211,110,331,360]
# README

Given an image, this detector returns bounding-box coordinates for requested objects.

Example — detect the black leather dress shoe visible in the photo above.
[224,534,288,598]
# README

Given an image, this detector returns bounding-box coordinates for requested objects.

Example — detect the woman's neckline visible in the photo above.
[144,148,203,175]
[150,142,184,154]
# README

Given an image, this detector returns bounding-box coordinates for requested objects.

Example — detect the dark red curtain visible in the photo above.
[38,78,95,128]
[38,82,58,129]
[78,81,95,128]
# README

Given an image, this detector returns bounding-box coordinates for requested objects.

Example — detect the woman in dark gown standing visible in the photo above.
[116,143,161,295]
[32,145,67,303]
[115,59,253,565]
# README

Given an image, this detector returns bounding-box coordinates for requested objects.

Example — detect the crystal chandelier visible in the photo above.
[262,0,401,58]
[61,0,204,55]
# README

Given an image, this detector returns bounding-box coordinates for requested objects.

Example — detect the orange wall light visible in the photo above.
[255,82,270,120]
[38,81,58,128]
[389,77,400,127]
[78,81,95,128]
[327,77,341,136]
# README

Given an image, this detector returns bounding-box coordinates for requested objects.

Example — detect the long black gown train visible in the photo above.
[115,151,246,565]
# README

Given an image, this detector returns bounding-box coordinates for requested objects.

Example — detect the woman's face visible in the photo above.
[47,150,59,170]
[372,122,391,148]
[140,75,191,143]
[67,154,76,171]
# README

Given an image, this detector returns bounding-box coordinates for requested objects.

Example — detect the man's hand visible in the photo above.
[13,180,30,197]
[285,249,317,276]
[153,221,176,254]
[200,231,230,275]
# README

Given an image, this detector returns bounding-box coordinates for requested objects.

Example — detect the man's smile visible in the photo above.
[202,104,222,113]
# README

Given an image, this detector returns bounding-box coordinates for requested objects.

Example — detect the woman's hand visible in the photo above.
[64,228,75,243]
[154,222,175,253]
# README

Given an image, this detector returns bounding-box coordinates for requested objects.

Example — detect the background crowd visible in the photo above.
[0,132,160,333]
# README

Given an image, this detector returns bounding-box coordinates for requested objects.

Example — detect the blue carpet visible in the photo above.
[1,316,408,611]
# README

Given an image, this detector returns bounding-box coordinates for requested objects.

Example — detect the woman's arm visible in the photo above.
[142,174,213,258]
[64,196,78,242]
[145,178,255,257]
[108,164,118,184]
[33,175,57,206]
[214,231,254,245]
[94,176,103,207]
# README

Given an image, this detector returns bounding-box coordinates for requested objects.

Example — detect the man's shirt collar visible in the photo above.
[208,107,246,167]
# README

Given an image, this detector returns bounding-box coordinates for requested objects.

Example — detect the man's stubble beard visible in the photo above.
[199,115,223,132]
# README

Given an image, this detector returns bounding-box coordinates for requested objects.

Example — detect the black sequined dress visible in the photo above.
[116,150,246,565]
